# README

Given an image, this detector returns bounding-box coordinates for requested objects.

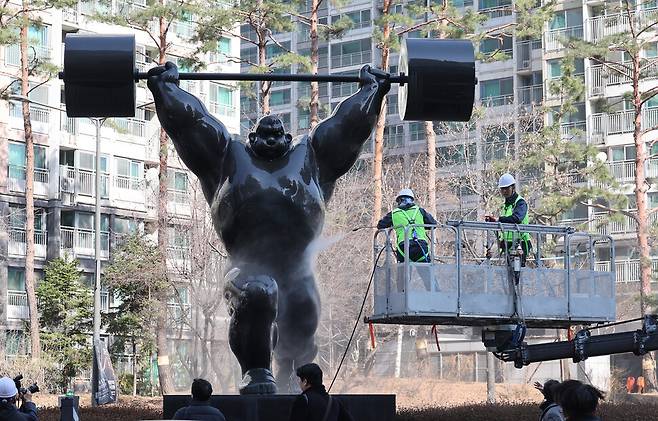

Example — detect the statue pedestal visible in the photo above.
[163,394,396,421]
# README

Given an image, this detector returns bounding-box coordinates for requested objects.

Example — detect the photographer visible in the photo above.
[0,377,38,421]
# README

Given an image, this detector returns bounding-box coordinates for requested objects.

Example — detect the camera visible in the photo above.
[13,375,40,395]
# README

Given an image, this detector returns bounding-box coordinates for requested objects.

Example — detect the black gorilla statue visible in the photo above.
[148,62,390,394]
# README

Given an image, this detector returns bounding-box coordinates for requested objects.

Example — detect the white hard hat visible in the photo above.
[498,173,516,188]
[397,188,415,200]
[0,377,17,398]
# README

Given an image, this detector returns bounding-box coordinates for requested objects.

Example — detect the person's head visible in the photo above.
[191,378,213,402]
[396,189,415,207]
[498,173,516,198]
[558,381,604,420]
[0,377,18,407]
[542,379,560,403]
[296,363,323,392]
[248,115,293,160]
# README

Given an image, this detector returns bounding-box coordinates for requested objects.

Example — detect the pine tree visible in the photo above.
[37,258,93,391]
[564,0,658,391]
[1,0,76,360]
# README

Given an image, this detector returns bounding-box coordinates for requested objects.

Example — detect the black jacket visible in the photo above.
[377,203,438,230]
[0,401,38,421]
[289,386,354,421]
[172,400,226,421]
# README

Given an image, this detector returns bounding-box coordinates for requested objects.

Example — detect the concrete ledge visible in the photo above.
[163,394,396,421]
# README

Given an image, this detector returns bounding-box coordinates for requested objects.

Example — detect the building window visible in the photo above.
[384,124,404,148]
[409,122,425,142]
[480,78,513,107]
[549,9,582,30]
[480,35,512,55]
[270,89,291,107]
[331,39,371,68]
[8,267,25,291]
[209,83,235,116]
[113,217,139,234]
[331,9,371,29]
[8,142,47,182]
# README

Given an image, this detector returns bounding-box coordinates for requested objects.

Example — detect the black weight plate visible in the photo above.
[64,34,136,117]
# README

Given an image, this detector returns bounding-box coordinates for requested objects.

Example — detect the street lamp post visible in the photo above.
[91,117,105,407]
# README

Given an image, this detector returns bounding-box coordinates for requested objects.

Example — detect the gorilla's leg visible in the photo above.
[225,272,278,394]
[274,275,320,392]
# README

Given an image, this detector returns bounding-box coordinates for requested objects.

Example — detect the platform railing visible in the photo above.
[370,221,615,327]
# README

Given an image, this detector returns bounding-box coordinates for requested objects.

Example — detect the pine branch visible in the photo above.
[583,201,637,221]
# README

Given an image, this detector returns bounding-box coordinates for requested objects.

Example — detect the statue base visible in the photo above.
[163,394,396,421]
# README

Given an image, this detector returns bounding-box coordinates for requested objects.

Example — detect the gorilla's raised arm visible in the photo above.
[148,62,230,201]
[310,65,390,196]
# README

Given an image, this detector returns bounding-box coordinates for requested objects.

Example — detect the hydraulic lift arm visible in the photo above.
[484,316,658,368]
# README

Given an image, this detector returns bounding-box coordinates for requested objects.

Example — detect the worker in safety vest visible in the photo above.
[485,173,532,266]
[377,188,437,263]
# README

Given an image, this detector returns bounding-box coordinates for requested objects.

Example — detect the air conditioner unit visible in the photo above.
[60,176,75,193]
[61,191,73,206]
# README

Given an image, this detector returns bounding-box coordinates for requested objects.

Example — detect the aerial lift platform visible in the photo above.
[366,221,658,368]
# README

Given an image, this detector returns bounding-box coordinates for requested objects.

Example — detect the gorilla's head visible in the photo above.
[248,115,293,160]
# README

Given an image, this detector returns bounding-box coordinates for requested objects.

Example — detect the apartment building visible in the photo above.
[239,0,657,386]
[0,0,240,386]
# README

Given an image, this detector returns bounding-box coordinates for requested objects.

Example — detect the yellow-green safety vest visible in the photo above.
[392,205,429,258]
[499,195,530,242]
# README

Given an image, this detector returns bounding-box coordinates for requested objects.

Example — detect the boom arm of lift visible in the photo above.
[484,315,658,369]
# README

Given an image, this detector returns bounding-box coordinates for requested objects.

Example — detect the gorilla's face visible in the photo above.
[248,117,293,160]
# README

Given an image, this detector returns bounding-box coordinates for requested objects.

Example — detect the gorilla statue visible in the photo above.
[148,62,390,394]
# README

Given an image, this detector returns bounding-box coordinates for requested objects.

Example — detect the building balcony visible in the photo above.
[589,108,658,141]
[208,102,237,118]
[588,63,658,98]
[590,212,658,236]
[585,8,658,43]
[517,85,543,106]
[7,290,29,320]
[167,303,191,330]
[595,258,658,283]
[560,121,586,141]
[516,39,542,71]
[605,158,658,183]
[167,246,191,272]
[4,44,51,67]
[481,93,514,107]
[383,133,405,149]
[62,6,79,24]
[60,165,110,199]
[331,82,359,98]
[331,50,371,68]
[544,26,583,52]
[9,102,51,134]
[60,226,110,260]
[478,6,512,19]
[167,188,192,216]
[8,229,47,259]
[7,165,49,197]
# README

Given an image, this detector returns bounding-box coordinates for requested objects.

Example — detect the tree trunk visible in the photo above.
[257,0,270,114]
[132,337,137,396]
[155,23,175,394]
[425,122,437,216]
[371,0,391,226]
[632,54,657,392]
[309,0,320,128]
[20,3,41,360]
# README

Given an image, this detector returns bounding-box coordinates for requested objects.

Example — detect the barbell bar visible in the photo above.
[60,34,476,122]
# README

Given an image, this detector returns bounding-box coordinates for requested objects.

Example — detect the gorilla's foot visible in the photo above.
[239,368,277,395]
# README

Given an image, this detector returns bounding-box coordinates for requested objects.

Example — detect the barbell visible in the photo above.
[60,34,476,122]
